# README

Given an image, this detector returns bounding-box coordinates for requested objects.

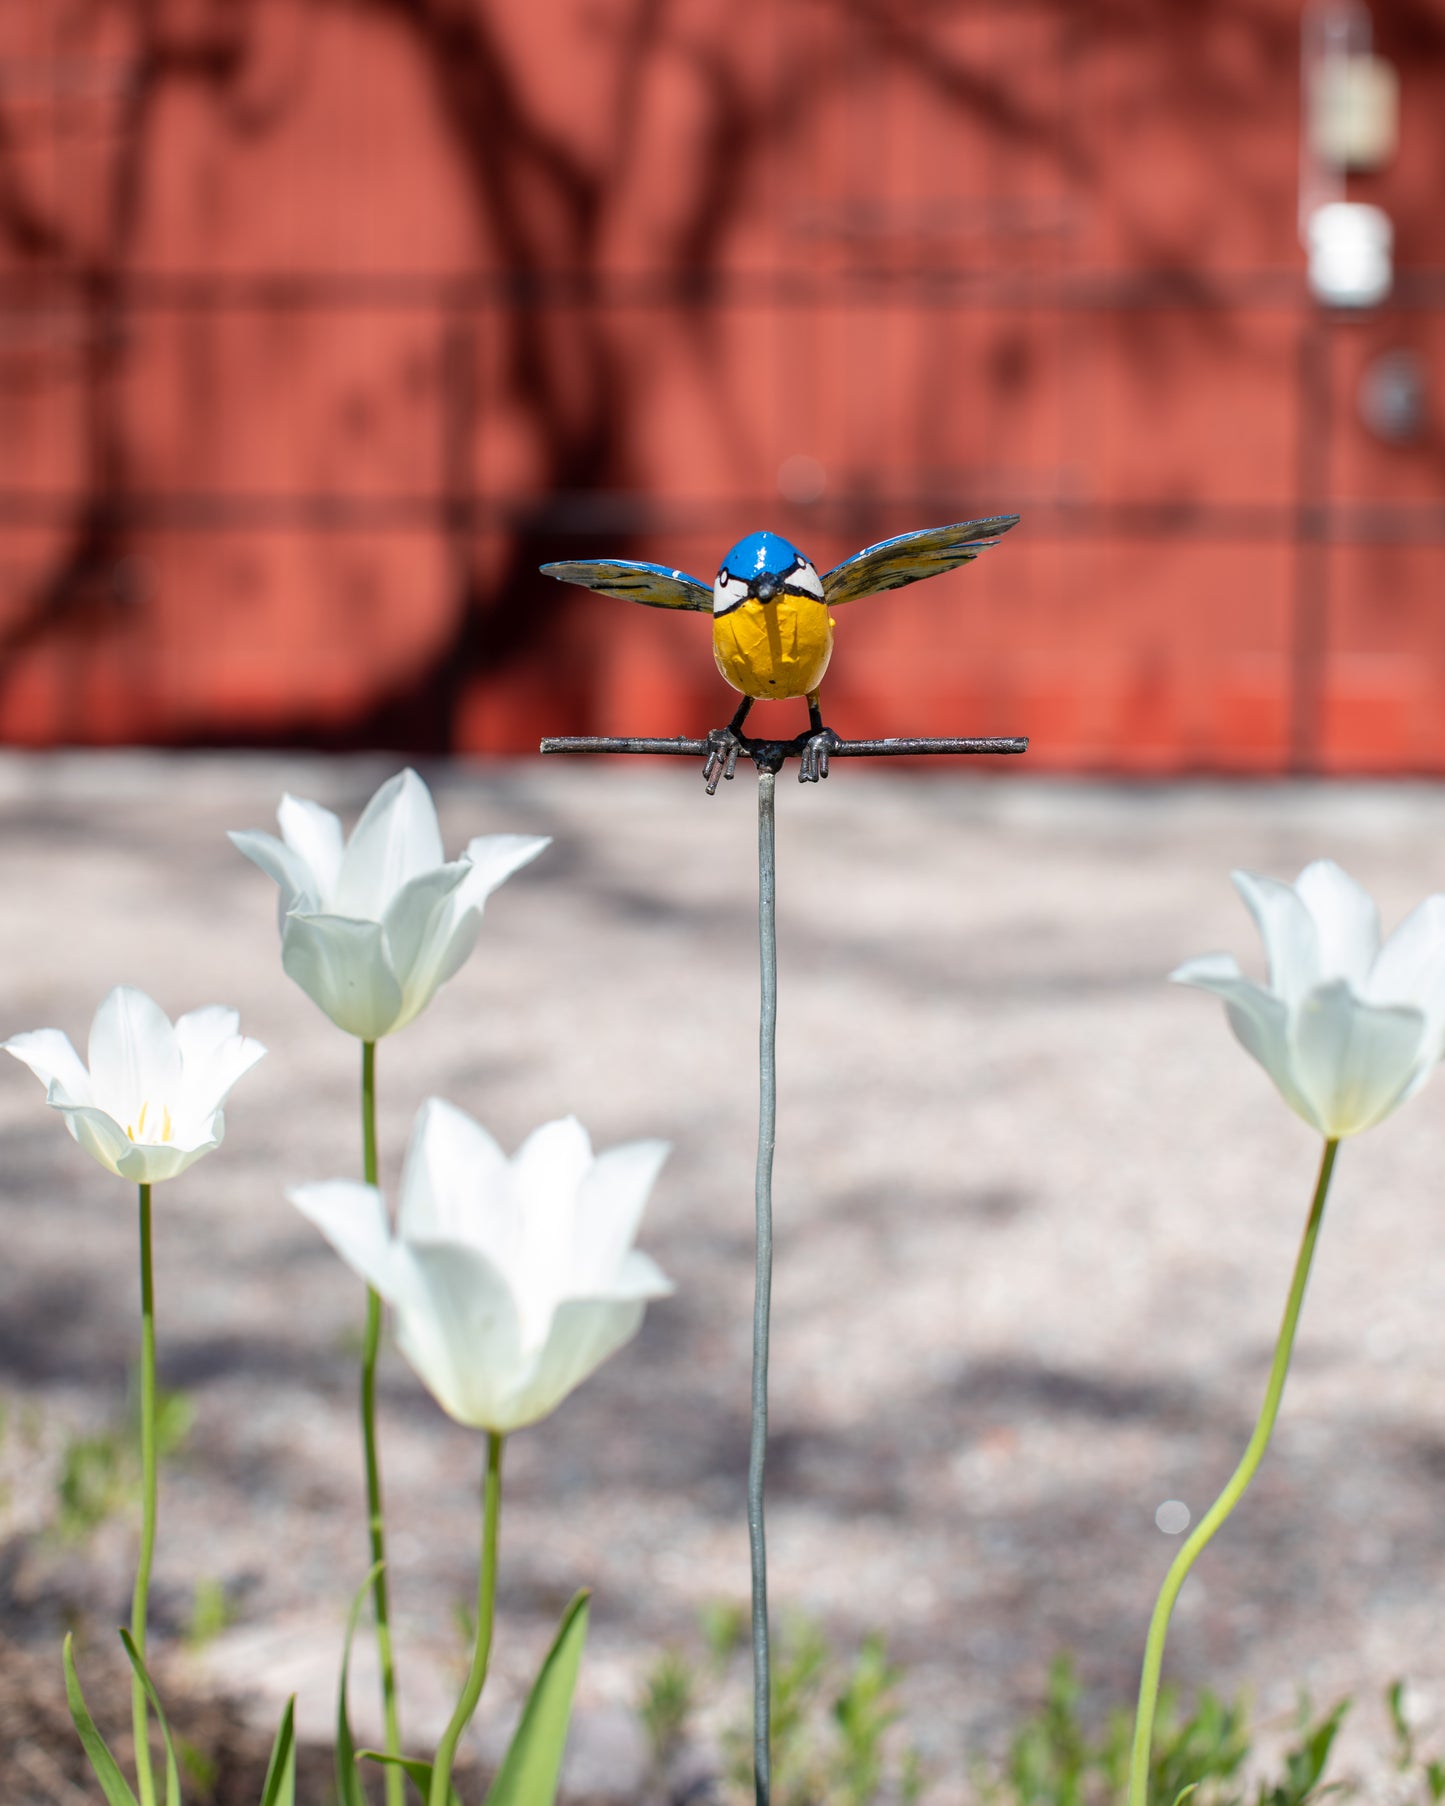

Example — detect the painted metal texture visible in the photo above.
[1,2,1444,771]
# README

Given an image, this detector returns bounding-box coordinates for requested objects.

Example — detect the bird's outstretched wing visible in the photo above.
[822,514,1021,606]
[539,559,712,612]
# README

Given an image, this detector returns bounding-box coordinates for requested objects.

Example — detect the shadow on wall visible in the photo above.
[2,1,1445,758]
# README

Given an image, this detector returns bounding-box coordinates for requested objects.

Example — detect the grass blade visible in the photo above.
[337,1562,384,1806]
[259,1698,297,1806]
[359,1750,462,1805]
[62,1632,141,1806]
[483,1591,590,1806]
[118,1630,183,1806]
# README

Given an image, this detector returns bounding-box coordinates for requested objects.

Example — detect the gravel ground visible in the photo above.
[2,752,1444,1801]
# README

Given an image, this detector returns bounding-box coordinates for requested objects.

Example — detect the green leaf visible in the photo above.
[1257,1697,1350,1806]
[177,1740,218,1796]
[1171,1787,1199,1806]
[258,1698,297,1806]
[118,1630,183,1806]
[1387,1679,1410,1759]
[62,1632,140,1806]
[337,1562,384,1806]
[483,1590,591,1806]
[359,1750,462,1805]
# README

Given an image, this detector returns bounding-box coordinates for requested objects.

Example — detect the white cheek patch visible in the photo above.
[790,562,825,600]
[714,572,739,615]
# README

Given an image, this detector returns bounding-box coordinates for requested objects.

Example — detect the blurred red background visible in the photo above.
[2,1,1444,771]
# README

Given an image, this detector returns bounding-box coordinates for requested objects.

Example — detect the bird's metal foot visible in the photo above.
[798,727,840,783]
[702,727,744,794]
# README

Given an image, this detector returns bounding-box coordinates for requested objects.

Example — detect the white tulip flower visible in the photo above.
[229,768,549,1041]
[4,986,266,1184]
[1172,858,1445,1137]
[291,1099,674,1433]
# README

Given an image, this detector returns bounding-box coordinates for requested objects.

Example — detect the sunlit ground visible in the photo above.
[2,752,1443,1800]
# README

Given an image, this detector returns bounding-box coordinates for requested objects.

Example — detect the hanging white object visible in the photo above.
[1309,53,1399,169]
[1297,0,1397,271]
[1306,201,1393,307]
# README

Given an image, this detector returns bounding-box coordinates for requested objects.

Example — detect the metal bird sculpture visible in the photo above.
[540,513,1020,791]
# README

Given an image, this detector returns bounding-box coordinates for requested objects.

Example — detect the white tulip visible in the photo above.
[4,986,266,1184]
[1172,859,1445,1137]
[290,1099,673,1433]
[229,768,549,1041]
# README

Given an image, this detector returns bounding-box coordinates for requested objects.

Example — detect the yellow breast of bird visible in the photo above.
[712,594,835,700]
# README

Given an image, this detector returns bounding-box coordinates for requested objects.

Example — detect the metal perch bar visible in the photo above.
[541,733,1028,760]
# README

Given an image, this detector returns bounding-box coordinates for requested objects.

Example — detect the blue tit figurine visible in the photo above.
[541,513,1019,791]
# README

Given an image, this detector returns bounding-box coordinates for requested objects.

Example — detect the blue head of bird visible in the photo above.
[712,531,825,616]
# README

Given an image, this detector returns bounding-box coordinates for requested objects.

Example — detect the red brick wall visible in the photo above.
[2,1,1444,770]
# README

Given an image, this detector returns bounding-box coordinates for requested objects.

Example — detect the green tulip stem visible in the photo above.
[1126,1135,1340,1806]
[431,1432,504,1806]
[360,1038,405,1806]
[130,1182,158,1806]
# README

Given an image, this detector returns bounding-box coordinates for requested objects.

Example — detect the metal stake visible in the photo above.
[750,767,777,1804]
[540,726,1027,1806]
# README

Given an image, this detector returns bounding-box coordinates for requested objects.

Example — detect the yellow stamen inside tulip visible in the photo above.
[126,1101,174,1143]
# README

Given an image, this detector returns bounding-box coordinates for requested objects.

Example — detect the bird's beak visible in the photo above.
[753,574,780,602]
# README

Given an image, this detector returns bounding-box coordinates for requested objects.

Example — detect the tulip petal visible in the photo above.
[300,1097,669,1434]
[571,1139,670,1288]
[236,775,546,1039]
[277,795,345,903]
[58,1103,218,1184]
[459,833,552,904]
[401,1243,525,1430]
[163,1104,231,1157]
[3,1028,92,1106]
[381,862,474,1031]
[174,1009,267,1119]
[1170,951,1244,988]
[118,1137,219,1185]
[1290,980,1428,1137]
[397,1097,510,1246]
[1231,871,1319,1004]
[1368,894,1445,1046]
[8,994,259,1185]
[57,1102,137,1177]
[333,770,445,920]
[228,830,321,921]
[175,1005,240,1056]
[513,1116,593,1217]
[289,1180,419,1308]
[281,914,404,1040]
[406,835,552,1007]
[510,1118,593,1329]
[1172,954,1322,1128]
[611,1248,675,1300]
[505,1297,648,1432]
[1294,859,1381,987]
[87,988,181,1128]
